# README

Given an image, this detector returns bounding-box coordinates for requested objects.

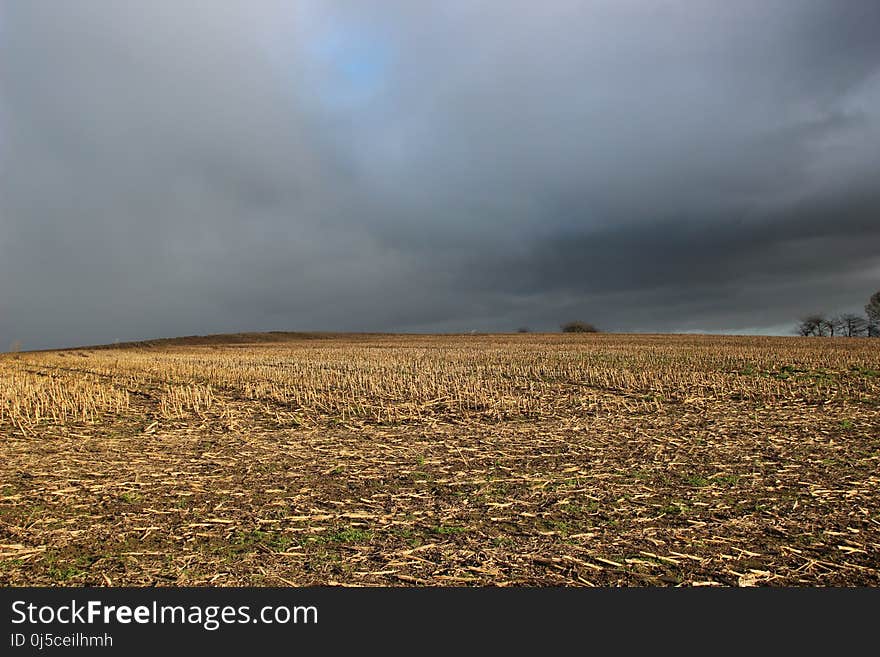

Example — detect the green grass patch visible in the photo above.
[432,524,469,536]
[309,527,373,545]
[222,529,297,555]
[682,474,710,487]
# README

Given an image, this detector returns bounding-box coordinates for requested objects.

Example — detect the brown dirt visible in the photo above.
[1,334,878,586]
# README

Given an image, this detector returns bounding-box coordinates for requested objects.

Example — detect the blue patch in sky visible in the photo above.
[306,24,391,107]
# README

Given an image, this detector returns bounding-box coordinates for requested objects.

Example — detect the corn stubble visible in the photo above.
[1,334,878,586]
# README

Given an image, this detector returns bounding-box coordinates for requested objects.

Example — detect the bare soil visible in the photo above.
[1,334,878,586]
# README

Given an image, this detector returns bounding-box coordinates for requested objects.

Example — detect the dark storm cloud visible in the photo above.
[2,1,880,349]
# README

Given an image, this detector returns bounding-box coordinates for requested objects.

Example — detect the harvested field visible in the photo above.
[1,333,878,586]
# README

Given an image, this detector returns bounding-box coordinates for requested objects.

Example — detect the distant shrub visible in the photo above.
[516,327,530,334]
[560,321,599,333]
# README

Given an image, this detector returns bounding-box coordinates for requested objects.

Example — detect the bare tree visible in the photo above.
[834,314,867,337]
[797,314,828,337]
[866,290,880,337]
[822,316,838,337]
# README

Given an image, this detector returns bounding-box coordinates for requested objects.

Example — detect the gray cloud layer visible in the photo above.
[2,1,879,349]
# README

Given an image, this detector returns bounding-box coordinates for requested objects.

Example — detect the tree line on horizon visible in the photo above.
[515,321,600,333]
[797,290,880,337]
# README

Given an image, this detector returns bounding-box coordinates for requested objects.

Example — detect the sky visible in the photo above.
[2,1,880,350]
